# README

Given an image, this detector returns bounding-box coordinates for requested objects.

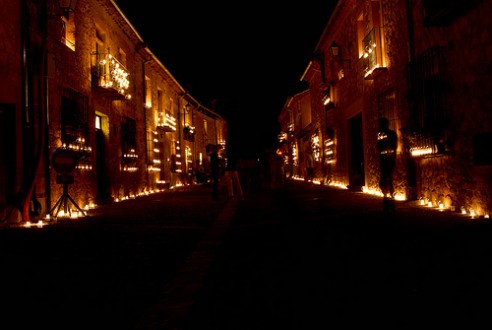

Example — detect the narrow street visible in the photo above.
[1,179,491,329]
[187,181,492,329]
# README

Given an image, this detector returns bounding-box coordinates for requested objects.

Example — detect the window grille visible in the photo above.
[407,47,450,156]
[408,46,449,136]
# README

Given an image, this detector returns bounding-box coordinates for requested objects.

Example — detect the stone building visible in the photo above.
[0,0,227,225]
[281,0,491,218]
[278,90,320,181]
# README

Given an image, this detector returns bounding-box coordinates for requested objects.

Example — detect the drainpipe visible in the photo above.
[20,0,35,223]
[19,0,47,222]
[406,0,415,62]
[136,42,154,190]
[44,51,51,217]
[17,0,30,223]
[142,58,150,189]
[178,93,188,177]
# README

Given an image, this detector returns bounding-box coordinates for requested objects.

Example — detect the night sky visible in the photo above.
[113,1,337,164]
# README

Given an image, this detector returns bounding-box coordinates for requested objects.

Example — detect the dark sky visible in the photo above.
[114,1,336,162]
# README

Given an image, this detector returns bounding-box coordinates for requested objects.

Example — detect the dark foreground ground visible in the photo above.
[1,179,491,329]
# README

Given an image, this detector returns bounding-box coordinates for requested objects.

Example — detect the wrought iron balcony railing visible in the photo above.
[91,52,131,99]
[156,112,176,132]
[362,27,387,80]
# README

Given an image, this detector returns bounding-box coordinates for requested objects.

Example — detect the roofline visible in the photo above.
[109,0,223,122]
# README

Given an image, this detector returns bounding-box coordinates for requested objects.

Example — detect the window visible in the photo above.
[157,90,163,113]
[92,26,106,80]
[170,98,174,119]
[121,117,138,172]
[60,88,89,147]
[407,46,450,156]
[362,0,388,79]
[118,48,127,67]
[95,26,105,54]
[300,94,312,129]
[60,89,92,171]
[61,13,76,51]
[121,117,137,154]
[356,13,364,58]
[408,46,448,136]
[91,31,131,99]
[156,89,163,126]
[95,115,102,130]
[145,76,152,108]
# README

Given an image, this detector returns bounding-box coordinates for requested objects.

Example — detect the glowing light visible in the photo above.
[394,193,405,201]
[95,53,131,98]
[410,146,435,157]
[311,133,321,162]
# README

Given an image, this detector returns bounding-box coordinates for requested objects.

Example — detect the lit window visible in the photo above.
[62,14,76,51]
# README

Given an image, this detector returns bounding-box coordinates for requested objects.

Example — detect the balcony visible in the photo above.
[156,112,176,133]
[362,27,388,80]
[92,52,131,100]
[183,125,195,142]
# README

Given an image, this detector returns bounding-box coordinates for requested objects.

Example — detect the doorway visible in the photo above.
[95,115,111,203]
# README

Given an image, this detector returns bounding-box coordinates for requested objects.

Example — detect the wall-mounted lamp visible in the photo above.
[184,102,194,128]
[183,103,195,142]
[50,0,77,18]
[329,41,351,69]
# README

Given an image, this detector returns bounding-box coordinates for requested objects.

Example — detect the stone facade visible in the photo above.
[282,0,491,218]
[0,0,227,224]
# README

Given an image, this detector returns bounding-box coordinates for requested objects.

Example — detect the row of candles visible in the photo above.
[22,185,177,228]
[292,175,489,219]
[21,176,489,229]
